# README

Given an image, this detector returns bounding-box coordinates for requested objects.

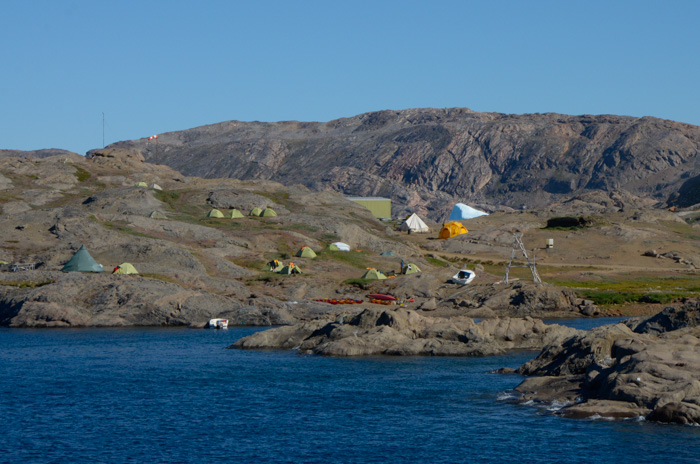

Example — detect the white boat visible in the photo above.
[451,269,476,285]
[209,318,229,329]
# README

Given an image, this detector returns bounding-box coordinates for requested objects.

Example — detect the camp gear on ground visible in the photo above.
[313,298,363,305]
[366,293,397,301]
[61,245,105,273]
[438,221,467,239]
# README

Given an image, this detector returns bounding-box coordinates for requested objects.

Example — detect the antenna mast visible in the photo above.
[503,233,542,284]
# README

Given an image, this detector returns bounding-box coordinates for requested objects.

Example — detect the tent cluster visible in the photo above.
[263,259,302,274]
[206,207,276,218]
[60,245,139,275]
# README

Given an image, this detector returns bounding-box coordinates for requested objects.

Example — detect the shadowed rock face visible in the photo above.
[513,302,700,425]
[230,307,578,357]
[96,109,700,218]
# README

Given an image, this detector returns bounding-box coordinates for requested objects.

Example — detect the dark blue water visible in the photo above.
[2,322,699,463]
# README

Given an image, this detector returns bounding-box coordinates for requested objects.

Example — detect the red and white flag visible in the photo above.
[148,135,159,140]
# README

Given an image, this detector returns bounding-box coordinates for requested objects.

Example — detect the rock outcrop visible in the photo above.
[512,302,700,425]
[231,307,578,356]
[99,109,700,218]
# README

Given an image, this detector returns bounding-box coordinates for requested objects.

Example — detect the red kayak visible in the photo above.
[366,293,397,301]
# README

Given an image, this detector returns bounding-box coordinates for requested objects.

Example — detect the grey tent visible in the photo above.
[61,245,105,273]
[149,211,167,219]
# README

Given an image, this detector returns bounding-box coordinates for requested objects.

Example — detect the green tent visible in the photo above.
[262,259,285,272]
[279,262,302,275]
[228,209,244,218]
[402,263,421,275]
[261,207,277,217]
[296,246,317,258]
[135,181,148,187]
[250,207,263,216]
[61,245,105,273]
[327,243,340,251]
[149,211,167,219]
[207,208,224,218]
[380,251,397,256]
[113,263,139,275]
[361,268,387,280]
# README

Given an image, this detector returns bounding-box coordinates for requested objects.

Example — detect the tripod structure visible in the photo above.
[503,233,542,284]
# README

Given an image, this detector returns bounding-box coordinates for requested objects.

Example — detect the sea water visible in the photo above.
[1,321,699,463]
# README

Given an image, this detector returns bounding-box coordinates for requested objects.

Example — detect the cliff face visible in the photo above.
[97,108,700,218]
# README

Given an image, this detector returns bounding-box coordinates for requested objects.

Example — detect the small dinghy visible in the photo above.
[209,318,229,329]
[451,270,476,285]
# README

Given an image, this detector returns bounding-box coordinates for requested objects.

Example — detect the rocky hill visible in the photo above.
[95,108,700,219]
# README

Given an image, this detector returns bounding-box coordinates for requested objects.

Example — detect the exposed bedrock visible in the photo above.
[513,302,700,425]
[230,307,578,356]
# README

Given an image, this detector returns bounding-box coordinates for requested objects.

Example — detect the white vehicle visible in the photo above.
[208,318,229,329]
[451,270,476,285]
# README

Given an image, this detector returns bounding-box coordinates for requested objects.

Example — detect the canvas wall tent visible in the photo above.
[296,246,317,258]
[61,245,105,273]
[402,263,421,275]
[327,242,350,251]
[439,221,468,239]
[448,203,488,221]
[149,211,167,219]
[250,207,263,216]
[135,182,148,187]
[361,268,387,280]
[113,263,138,274]
[228,209,244,218]
[261,208,277,217]
[263,259,285,272]
[279,262,302,275]
[207,208,224,218]
[400,213,430,233]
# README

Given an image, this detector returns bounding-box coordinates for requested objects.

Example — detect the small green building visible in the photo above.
[347,197,392,219]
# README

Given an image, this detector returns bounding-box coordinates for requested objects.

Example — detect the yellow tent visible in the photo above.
[207,209,224,218]
[113,263,138,274]
[439,221,468,239]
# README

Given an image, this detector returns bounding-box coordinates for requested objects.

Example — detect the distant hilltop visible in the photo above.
[81,107,700,217]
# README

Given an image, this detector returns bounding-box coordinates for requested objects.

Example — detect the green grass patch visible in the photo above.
[424,255,449,267]
[0,280,54,288]
[318,250,372,269]
[73,167,91,182]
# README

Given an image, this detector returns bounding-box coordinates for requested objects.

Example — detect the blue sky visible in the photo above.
[1,0,698,155]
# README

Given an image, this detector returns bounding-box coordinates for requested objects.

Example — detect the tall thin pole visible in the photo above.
[102,112,105,148]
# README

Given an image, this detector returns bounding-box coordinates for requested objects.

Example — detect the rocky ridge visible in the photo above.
[97,108,700,219]
[231,307,579,356]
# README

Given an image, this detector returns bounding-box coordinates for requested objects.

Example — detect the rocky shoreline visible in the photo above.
[511,301,700,425]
